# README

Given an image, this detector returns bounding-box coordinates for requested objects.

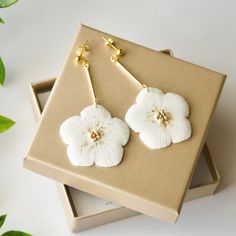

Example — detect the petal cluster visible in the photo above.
[125,87,191,149]
[60,105,130,167]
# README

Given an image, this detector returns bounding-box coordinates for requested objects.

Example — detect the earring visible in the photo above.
[102,37,192,149]
[60,41,130,167]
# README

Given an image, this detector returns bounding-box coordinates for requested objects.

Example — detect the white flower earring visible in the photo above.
[102,37,192,149]
[60,41,130,167]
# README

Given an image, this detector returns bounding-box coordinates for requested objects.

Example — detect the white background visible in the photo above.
[1,0,236,235]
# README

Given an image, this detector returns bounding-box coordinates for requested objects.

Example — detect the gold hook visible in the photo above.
[75,40,90,68]
[102,37,124,62]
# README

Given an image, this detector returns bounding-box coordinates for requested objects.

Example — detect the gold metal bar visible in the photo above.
[115,61,147,90]
[85,67,98,105]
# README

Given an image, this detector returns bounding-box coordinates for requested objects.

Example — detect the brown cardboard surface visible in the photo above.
[24,24,226,223]
[30,77,220,232]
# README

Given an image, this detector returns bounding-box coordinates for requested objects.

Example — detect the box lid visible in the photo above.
[24,24,226,223]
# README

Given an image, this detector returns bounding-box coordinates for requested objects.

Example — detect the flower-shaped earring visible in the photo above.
[60,41,130,167]
[102,37,192,149]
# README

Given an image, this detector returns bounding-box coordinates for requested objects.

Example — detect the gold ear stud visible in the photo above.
[102,37,124,62]
[75,40,90,68]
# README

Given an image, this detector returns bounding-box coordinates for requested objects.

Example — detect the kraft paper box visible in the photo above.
[24,24,226,224]
[30,76,220,232]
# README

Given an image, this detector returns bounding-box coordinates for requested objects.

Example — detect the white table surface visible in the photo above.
[0,0,236,235]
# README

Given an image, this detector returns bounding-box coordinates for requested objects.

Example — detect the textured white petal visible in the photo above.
[140,124,172,149]
[94,143,124,167]
[60,116,86,145]
[168,117,192,143]
[103,118,130,146]
[80,105,112,129]
[126,87,191,149]
[60,104,129,167]
[125,104,148,132]
[67,144,95,166]
[136,87,164,109]
[161,93,189,118]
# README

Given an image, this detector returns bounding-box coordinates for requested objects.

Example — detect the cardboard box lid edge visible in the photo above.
[23,156,178,222]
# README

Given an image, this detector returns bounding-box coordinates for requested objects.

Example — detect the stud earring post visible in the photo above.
[102,37,123,54]
[102,37,124,62]
[75,41,90,67]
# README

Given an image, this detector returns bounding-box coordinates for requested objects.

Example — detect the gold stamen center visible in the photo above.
[156,110,172,126]
[89,130,101,142]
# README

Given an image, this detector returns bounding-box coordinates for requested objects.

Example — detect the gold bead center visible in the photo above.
[89,130,101,142]
[156,110,172,126]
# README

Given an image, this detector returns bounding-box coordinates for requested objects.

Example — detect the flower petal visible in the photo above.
[140,124,172,149]
[67,144,95,166]
[94,143,124,167]
[103,118,130,146]
[136,87,164,109]
[161,93,189,118]
[60,116,86,145]
[125,104,148,132]
[80,105,112,129]
[168,117,192,143]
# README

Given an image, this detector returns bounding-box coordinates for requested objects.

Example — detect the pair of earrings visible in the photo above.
[60,38,192,168]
